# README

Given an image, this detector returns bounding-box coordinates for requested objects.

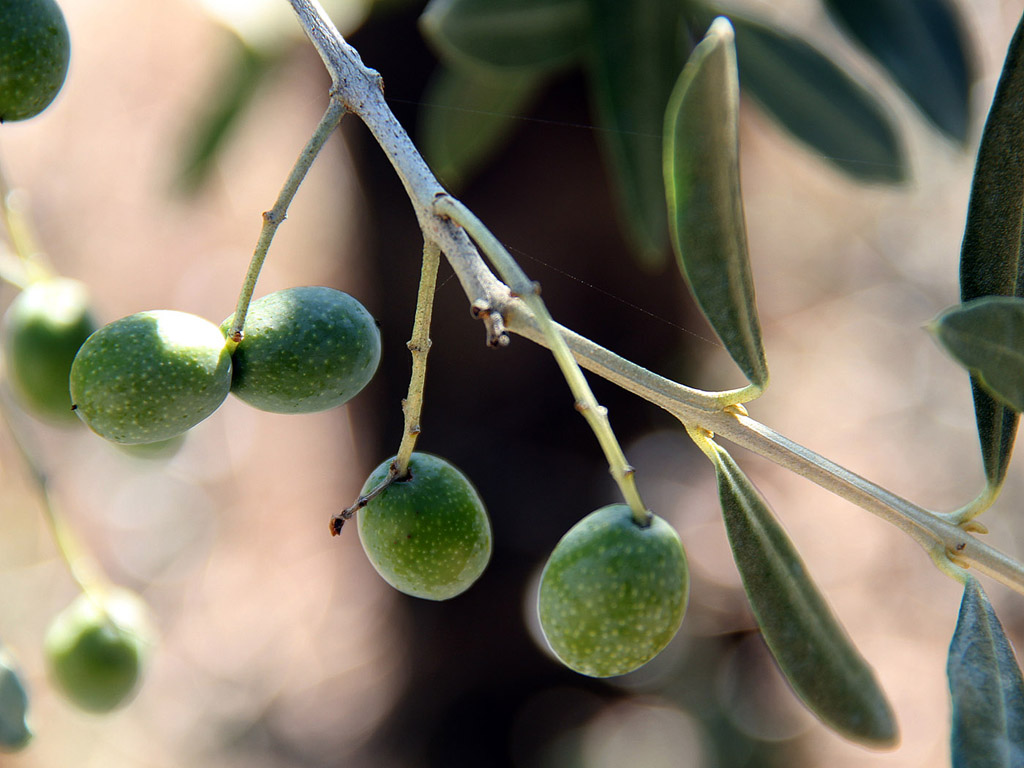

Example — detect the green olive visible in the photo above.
[44,589,153,713]
[222,286,381,414]
[70,310,232,444]
[537,504,689,677]
[2,278,96,424]
[357,453,492,600]
[0,0,70,122]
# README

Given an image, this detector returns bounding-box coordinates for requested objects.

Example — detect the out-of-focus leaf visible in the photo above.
[420,65,544,190]
[419,0,588,74]
[958,10,1024,490]
[688,9,906,184]
[0,650,30,752]
[707,439,897,747]
[664,18,767,389]
[931,297,1024,413]
[584,0,690,268]
[175,38,282,195]
[824,0,972,143]
[948,575,1024,767]
[198,0,370,47]
[827,0,970,143]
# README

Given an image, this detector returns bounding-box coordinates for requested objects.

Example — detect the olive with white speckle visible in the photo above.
[0,0,70,122]
[537,504,689,677]
[357,453,492,600]
[69,310,232,444]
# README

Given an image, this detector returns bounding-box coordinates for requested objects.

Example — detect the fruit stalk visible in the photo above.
[0,155,51,285]
[227,97,346,342]
[0,398,106,598]
[434,195,650,525]
[394,240,440,477]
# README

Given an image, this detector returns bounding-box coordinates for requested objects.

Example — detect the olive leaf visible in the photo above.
[584,0,690,267]
[931,297,1024,414]
[948,575,1024,767]
[419,0,588,74]
[0,650,31,751]
[957,9,1024,491]
[823,0,972,144]
[663,17,768,389]
[175,37,281,194]
[687,8,906,184]
[706,439,897,746]
[419,65,544,191]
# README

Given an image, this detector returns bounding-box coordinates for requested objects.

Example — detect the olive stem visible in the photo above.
[434,196,650,526]
[0,397,107,599]
[0,153,53,285]
[227,97,346,344]
[285,0,1024,595]
[394,240,441,478]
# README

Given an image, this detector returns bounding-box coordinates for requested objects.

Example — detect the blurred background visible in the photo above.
[0,0,1023,765]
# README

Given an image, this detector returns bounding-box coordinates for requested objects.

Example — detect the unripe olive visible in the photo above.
[0,0,70,122]
[44,589,154,713]
[70,310,232,444]
[2,278,96,424]
[222,286,381,414]
[357,452,492,600]
[537,504,689,677]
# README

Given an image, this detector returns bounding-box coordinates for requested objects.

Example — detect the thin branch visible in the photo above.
[284,0,1024,596]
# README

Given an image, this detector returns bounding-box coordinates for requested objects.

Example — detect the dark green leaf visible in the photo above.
[931,297,1024,413]
[958,10,1024,490]
[584,0,690,267]
[0,651,30,752]
[688,9,906,183]
[419,0,587,74]
[708,440,897,747]
[824,0,972,143]
[419,65,544,191]
[664,18,767,389]
[948,575,1024,768]
[175,38,280,195]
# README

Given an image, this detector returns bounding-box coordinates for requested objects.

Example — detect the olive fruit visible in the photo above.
[70,310,232,444]
[357,452,492,600]
[0,649,31,750]
[222,286,381,414]
[0,0,70,122]
[537,504,689,677]
[44,588,154,713]
[2,278,96,424]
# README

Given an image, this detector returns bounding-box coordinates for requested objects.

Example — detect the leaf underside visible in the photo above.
[957,9,1024,489]
[709,440,897,747]
[932,297,1024,414]
[663,17,768,389]
[685,9,906,184]
[948,576,1024,768]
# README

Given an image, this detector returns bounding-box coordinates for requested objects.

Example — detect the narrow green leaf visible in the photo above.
[931,297,1024,413]
[958,10,1024,490]
[708,440,897,747]
[419,65,543,191]
[584,0,690,267]
[664,18,767,389]
[824,0,972,143]
[948,575,1024,768]
[687,10,906,183]
[419,0,587,74]
[174,38,280,195]
[0,650,30,752]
